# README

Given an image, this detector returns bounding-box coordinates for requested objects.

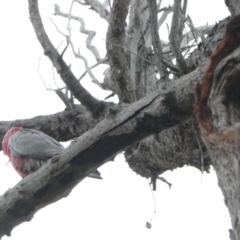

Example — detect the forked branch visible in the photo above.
[29,0,105,117]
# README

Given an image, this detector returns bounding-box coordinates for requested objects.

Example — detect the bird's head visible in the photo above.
[2,127,22,156]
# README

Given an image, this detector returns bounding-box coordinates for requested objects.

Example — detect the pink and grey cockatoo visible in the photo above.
[2,127,102,179]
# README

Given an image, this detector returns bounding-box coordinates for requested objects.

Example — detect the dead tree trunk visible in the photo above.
[196,15,240,240]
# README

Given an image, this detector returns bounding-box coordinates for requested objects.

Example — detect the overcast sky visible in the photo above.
[0,1,232,240]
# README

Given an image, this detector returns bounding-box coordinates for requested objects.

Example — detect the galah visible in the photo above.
[2,127,102,179]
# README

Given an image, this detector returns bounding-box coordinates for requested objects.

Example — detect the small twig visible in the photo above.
[38,54,65,92]
[105,93,115,100]
[62,4,102,87]
[76,0,110,22]
[67,29,101,85]
[157,5,172,13]
[186,15,205,43]
[112,43,155,66]
[38,54,48,89]
[78,57,108,82]
[127,141,142,159]
[60,39,69,58]
[55,89,74,110]
[55,4,104,62]
[52,65,59,89]
[50,17,68,37]
[112,33,179,74]
[158,5,173,28]
[163,44,196,55]
[50,17,69,57]
[157,176,172,188]
[178,0,187,39]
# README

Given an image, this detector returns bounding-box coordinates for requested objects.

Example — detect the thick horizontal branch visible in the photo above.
[28,0,105,117]
[0,62,207,238]
[0,107,94,149]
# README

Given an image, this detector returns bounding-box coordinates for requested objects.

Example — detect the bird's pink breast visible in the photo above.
[9,152,30,177]
[2,127,22,156]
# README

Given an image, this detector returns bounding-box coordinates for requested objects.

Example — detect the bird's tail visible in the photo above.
[88,170,103,179]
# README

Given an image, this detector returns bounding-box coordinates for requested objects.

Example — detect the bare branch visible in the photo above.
[103,0,112,11]
[106,0,136,103]
[78,57,108,83]
[55,89,74,110]
[29,0,105,117]
[128,0,143,92]
[158,5,172,28]
[180,15,205,46]
[169,0,189,74]
[178,0,187,38]
[67,26,101,84]
[0,107,94,148]
[54,4,104,62]
[76,0,110,22]
[180,25,213,48]
[147,0,168,79]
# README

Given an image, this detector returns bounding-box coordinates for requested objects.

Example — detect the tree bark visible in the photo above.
[0,0,237,237]
[0,58,207,237]
[195,15,240,240]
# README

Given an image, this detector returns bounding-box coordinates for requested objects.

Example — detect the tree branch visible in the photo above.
[55,89,74,110]
[28,0,105,117]
[54,4,104,62]
[169,0,189,74]
[0,61,207,237]
[106,0,136,103]
[76,0,110,22]
[158,5,172,28]
[0,107,94,148]
[147,0,169,79]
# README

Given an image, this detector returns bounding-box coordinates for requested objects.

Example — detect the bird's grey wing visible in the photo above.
[9,129,65,161]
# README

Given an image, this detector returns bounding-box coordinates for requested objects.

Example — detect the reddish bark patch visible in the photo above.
[195,15,240,133]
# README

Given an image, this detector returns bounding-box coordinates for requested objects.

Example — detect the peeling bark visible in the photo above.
[195,15,240,240]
